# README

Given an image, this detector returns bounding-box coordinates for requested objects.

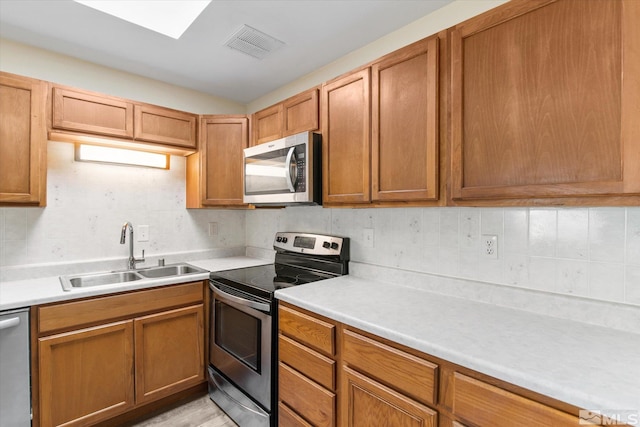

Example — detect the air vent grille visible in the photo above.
[224,24,285,60]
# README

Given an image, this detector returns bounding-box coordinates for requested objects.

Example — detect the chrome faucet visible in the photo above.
[120,221,145,269]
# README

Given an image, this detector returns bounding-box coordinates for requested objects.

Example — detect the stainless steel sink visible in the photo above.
[137,264,205,278]
[60,263,208,291]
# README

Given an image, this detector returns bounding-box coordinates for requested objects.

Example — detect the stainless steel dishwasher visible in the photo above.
[0,307,31,426]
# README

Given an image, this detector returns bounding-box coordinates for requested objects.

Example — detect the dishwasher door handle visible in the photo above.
[0,317,20,331]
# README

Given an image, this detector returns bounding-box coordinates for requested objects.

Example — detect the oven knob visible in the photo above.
[331,242,339,250]
[322,241,330,249]
[282,237,288,243]
[276,236,282,242]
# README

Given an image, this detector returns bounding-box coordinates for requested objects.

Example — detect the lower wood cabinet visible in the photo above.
[342,366,437,427]
[38,321,135,427]
[278,302,595,427]
[34,282,205,427]
[450,373,579,427]
[278,303,337,427]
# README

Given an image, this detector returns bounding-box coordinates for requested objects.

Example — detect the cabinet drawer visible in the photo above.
[38,282,203,334]
[279,334,335,390]
[452,373,579,427]
[279,305,335,356]
[278,402,313,427]
[279,363,335,427]
[343,328,438,406]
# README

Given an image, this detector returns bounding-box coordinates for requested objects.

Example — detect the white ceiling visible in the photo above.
[0,0,453,104]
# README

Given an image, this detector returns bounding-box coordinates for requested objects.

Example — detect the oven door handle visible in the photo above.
[211,283,271,313]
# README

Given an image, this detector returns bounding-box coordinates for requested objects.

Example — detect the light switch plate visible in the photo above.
[363,228,374,248]
[138,225,149,242]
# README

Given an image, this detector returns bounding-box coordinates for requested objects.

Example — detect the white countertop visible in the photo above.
[275,275,640,415]
[0,256,270,311]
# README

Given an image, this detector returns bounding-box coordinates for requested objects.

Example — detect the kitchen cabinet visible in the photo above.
[341,328,438,427]
[278,303,337,427]
[371,36,439,202]
[321,68,371,204]
[448,373,579,427]
[49,84,198,155]
[187,115,248,207]
[252,87,319,146]
[252,103,283,145]
[133,104,197,149]
[450,0,640,205]
[51,86,134,139]
[0,72,47,206]
[280,302,592,427]
[33,282,205,427]
[321,36,440,206]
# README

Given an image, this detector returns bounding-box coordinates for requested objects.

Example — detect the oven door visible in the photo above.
[210,282,272,410]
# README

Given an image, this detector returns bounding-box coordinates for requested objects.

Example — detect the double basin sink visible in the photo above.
[59,263,208,291]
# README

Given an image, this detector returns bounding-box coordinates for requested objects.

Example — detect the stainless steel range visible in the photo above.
[208,232,349,427]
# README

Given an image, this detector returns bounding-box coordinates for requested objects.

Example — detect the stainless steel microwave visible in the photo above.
[243,131,321,205]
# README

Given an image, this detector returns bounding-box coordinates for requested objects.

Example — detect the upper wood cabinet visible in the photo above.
[190,115,248,207]
[0,72,48,206]
[282,88,319,137]
[134,104,197,149]
[252,103,283,145]
[52,86,134,139]
[252,87,319,146]
[372,36,439,202]
[450,0,640,204]
[50,85,198,155]
[322,68,371,205]
[322,36,440,206]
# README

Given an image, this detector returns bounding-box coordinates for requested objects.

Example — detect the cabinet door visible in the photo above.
[450,0,640,202]
[38,321,135,427]
[199,115,248,206]
[372,37,439,202]
[0,72,47,205]
[134,104,197,149]
[342,366,437,427]
[283,88,319,137]
[134,304,205,404]
[253,103,283,145]
[321,69,371,204]
[51,86,134,138]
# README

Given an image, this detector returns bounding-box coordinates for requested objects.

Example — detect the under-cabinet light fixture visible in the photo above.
[74,0,211,39]
[75,144,170,169]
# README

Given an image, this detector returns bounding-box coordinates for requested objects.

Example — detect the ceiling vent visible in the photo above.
[223,24,285,60]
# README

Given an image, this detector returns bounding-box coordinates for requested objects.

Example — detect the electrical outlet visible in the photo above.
[363,228,375,248]
[208,222,218,237]
[138,225,149,242]
[482,234,498,259]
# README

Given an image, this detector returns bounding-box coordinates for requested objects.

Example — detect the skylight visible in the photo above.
[74,0,211,39]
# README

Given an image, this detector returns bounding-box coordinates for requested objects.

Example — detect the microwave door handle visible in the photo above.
[211,283,271,313]
[284,147,297,193]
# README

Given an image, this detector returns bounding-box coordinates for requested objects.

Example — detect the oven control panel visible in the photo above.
[274,232,349,259]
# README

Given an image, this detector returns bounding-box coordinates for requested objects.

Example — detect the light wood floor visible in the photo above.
[130,395,238,427]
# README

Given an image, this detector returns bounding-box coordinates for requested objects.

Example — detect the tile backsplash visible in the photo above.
[246,205,640,307]
[0,141,245,275]
[1,140,638,309]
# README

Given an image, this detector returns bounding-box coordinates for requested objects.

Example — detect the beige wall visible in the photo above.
[246,0,508,113]
[0,38,244,115]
